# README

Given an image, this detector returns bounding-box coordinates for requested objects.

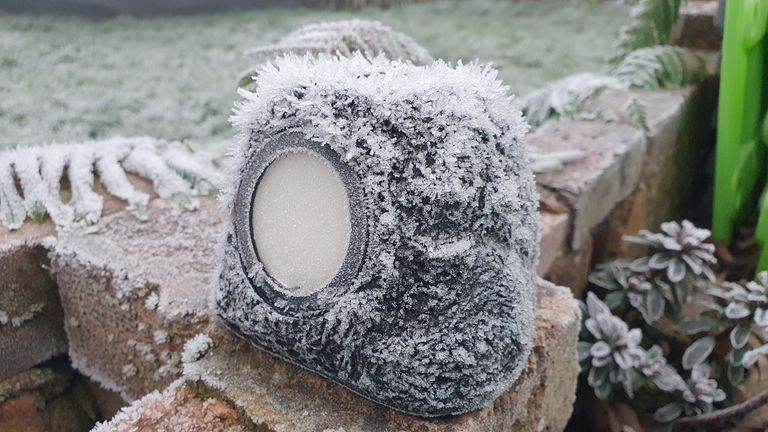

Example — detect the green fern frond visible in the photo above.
[611,46,705,90]
[626,97,650,133]
[612,0,683,63]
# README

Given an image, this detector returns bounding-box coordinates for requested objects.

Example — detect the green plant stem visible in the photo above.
[673,390,768,428]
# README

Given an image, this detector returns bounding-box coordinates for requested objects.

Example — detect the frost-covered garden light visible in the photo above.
[215,54,539,416]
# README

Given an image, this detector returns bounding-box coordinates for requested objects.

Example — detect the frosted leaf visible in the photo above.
[121,143,198,209]
[13,154,49,223]
[730,322,751,350]
[241,19,432,89]
[742,344,768,368]
[0,137,220,230]
[181,334,213,363]
[521,73,628,129]
[68,146,104,224]
[682,336,714,370]
[95,147,150,220]
[39,148,74,224]
[161,147,223,197]
[724,302,750,320]
[654,402,683,423]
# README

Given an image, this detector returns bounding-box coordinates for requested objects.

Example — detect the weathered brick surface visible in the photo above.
[47,190,581,431]
[532,121,647,250]
[176,279,580,432]
[674,0,721,51]
[0,174,161,381]
[538,211,570,276]
[0,363,100,432]
[545,234,594,298]
[49,198,223,400]
[0,239,67,381]
[92,382,245,432]
[87,379,129,421]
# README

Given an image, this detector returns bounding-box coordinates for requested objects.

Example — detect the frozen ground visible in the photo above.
[0,0,628,150]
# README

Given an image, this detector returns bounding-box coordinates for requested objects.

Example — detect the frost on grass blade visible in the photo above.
[0,137,221,230]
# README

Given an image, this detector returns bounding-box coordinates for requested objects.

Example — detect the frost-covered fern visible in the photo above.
[0,137,221,230]
[613,0,682,62]
[240,19,432,87]
[522,46,703,131]
[612,45,706,90]
[625,97,650,133]
[309,0,426,10]
[521,73,629,129]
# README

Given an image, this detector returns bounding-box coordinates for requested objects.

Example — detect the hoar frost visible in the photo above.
[182,334,213,364]
[246,19,433,68]
[0,137,222,230]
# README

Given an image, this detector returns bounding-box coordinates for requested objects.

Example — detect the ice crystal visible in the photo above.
[0,137,222,230]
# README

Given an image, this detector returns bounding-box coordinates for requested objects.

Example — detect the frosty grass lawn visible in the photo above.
[0,0,628,151]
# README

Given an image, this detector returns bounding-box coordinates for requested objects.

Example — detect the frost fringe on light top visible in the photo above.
[217,54,539,416]
[0,138,222,230]
[246,19,433,66]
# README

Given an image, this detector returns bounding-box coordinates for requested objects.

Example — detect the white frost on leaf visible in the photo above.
[0,137,222,230]
[181,333,213,364]
[521,73,629,129]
